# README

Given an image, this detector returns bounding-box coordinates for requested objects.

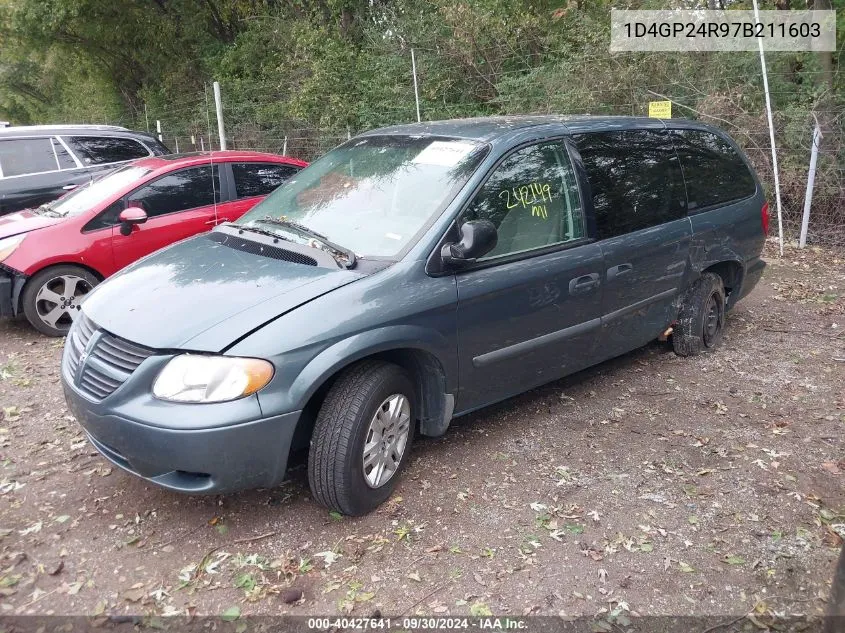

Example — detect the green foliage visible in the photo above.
[0,0,841,223]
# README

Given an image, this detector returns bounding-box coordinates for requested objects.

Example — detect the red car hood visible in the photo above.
[0,210,64,239]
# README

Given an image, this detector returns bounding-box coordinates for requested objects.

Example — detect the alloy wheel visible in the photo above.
[34,274,92,331]
[362,393,411,488]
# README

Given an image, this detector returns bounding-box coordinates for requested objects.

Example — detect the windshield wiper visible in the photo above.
[33,204,62,218]
[232,223,293,242]
[256,216,356,268]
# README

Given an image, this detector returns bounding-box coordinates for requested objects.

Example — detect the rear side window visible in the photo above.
[127,165,221,218]
[573,129,687,240]
[0,137,58,177]
[65,136,150,165]
[232,162,300,199]
[670,129,757,210]
[52,138,77,169]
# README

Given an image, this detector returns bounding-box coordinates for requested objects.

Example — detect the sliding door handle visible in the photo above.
[607,263,633,281]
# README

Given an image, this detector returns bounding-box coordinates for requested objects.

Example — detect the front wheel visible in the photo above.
[308,361,415,516]
[672,272,726,357]
[21,265,99,337]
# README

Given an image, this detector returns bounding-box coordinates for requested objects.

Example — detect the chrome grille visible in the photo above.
[64,312,96,378]
[63,313,155,402]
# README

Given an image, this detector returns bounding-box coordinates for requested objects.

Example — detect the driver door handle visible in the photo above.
[569,273,600,295]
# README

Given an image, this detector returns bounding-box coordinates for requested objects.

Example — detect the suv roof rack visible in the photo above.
[0,124,129,133]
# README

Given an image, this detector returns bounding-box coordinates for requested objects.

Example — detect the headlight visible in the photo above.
[0,234,25,262]
[153,354,274,403]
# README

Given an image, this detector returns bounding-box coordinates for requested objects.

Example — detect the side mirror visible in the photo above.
[118,206,147,236]
[440,220,498,267]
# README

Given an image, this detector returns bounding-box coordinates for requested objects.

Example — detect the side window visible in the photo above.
[573,130,687,240]
[462,141,584,258]
[670,129,757,210]
[0,138,58,177]
[52,138,77,169]
[127,165,221,218]
[65,136,150,165]
[232,162,300,199]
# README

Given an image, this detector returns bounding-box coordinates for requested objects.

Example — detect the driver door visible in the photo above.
[454,139,605,412]
[110,165,222,271]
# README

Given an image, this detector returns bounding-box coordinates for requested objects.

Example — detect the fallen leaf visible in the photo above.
[221,606,241,621]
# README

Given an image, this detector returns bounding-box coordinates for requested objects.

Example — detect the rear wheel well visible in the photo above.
[701,261,743,308]
[291,349,450,454]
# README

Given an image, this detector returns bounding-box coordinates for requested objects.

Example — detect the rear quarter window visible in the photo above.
[65,136,151,165]
[669,129,757,211]
[572,129,687,240]
[0,137,59,177]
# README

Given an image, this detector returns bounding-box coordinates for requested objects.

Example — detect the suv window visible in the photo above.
[670,129,757,210]
[462,140,584,258]
[232,162,300,198]
[128,165,221,218]
[0,137,58,177]
[573,129,686,240]
[52,138,77,169]
[65,136,150,165]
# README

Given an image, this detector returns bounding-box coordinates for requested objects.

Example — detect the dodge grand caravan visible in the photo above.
[61,116,768,515]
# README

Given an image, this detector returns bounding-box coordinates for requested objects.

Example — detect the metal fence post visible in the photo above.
[411,48,421,123]
[156,120,162,143]
[799,122,823,248]
[213,81,227,150]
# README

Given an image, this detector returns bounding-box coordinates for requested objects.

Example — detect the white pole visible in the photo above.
[174,137,179,153]
[411,49,421,123]
[200,137,205,151]
[156,120,162,143]
[213,81,227,151]
[799,123,822,248]
[752,0,784,255]
[282,136,288,155]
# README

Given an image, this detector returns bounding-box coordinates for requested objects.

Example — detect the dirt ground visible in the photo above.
[1,242,843,626]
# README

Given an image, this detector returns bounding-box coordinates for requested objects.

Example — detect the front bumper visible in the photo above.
[60,316,301,494]
[64,382,301,493]
[0,265,25,318]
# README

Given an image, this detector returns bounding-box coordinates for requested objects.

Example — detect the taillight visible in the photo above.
[761,201,770,235]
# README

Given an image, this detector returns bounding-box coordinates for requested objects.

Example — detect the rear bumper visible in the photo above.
[63,380,301,494]
[737,256,766,302]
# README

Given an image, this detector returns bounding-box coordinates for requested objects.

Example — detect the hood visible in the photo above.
[82,233,366,352]
[0,210,63,239]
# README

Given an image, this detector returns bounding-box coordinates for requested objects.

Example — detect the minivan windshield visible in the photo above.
[41,165,151,218]
[235,135,489,258]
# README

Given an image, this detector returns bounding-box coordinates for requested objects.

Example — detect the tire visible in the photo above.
[21,265,99,337]
[308,360,416,516]
[672,272,726,357]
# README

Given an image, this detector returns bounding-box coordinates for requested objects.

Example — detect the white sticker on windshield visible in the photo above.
[412,141,476,167]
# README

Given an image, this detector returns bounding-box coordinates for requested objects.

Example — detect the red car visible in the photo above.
[0,151,307,336]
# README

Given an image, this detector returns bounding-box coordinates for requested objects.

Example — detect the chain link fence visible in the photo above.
[112,50,843,252]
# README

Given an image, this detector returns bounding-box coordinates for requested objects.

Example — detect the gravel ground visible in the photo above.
[0,243,843,627]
